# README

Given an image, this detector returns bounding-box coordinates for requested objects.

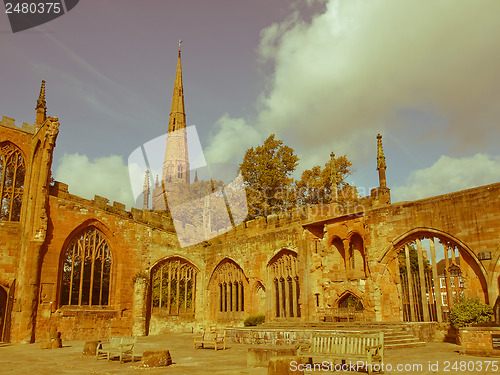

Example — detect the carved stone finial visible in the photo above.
[143,170,150,210]
[376,133,387,189]
[377,134,386,170]
[330,152,338,202]
[36,80,47,125]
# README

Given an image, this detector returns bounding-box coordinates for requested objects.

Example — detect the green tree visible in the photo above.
[449,297,493,327]
[295,154,355,206]
[239,134,299,218]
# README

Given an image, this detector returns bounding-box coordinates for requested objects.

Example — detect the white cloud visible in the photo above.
[204,114,262,166]
[392,153,500,202]
[207,0,500,172]
[54,153,136,208]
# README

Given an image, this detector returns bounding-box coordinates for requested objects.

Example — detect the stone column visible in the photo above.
[444,244,453,308]
[404,244,415,321]
[132,276,148,336]
[292,277,298,318]
[416,239,430,321]
[429,238,443,322]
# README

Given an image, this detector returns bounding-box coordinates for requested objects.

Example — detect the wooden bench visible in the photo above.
[193,330,226,351]
[297,332,383,375]
[96,336,137,363]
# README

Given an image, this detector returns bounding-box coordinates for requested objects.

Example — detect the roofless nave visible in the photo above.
[0,47,499,343]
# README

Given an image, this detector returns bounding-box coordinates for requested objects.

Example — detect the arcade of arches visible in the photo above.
[382,233,487,323]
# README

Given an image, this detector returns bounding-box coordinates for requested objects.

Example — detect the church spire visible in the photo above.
[161,42,190,185]
[376,134,387,188]
[35,80,47,126]
[168,40,186,133]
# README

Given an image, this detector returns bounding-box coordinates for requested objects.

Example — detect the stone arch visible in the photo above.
[57,220,116,305]
[347,231,366,278]
[325,236,346,281]
[58,225,112,307]
[0,141,26,222]
[267,249,300,319]
[486,242,500,304]
[377,227,488,323]
[336,290,364,311]
[149,256,198,316]
[249,280,266,316]
[208,258,248,321]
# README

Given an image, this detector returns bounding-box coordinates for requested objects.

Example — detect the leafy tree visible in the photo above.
[239,134,299,218]
[295,154,355,206]
[449,297,492,327]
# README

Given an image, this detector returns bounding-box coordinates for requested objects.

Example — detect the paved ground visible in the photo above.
[0,333,499,374]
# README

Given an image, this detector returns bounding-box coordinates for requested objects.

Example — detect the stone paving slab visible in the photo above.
[1,333,499,374]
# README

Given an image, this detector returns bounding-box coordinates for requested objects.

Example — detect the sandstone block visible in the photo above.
[141,350,173,367]
[268,356,303,375]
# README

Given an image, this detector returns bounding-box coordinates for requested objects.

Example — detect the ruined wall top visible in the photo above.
[0,115,36,134]
[49,180,176,232]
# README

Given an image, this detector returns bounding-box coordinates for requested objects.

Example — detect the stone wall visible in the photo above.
[459,327,500,356]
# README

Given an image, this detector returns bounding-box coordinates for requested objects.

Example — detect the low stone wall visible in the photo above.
[459,327,500,356]
[405,322,452,342]
[227,328,313,346]
[38,309,122,341]
[227,322,451,346]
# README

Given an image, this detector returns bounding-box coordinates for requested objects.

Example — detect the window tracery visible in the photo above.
[152,258,196,314]
[0,142,25,222]
[60,227,112,306]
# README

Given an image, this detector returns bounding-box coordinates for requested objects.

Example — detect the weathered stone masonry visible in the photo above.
[1,71,499,344]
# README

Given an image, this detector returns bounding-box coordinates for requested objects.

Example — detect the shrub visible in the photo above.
[449,297,493,328]
[244,314,265,327]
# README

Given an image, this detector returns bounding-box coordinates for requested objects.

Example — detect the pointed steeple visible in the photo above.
[143,170,150,209]
[35,80,47,126]
[194,171,199,182]
[168,40,186,133]
[161,42,190,185]
[376,134,387,188]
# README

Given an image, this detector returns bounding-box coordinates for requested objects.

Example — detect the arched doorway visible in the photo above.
[382,231,487,322]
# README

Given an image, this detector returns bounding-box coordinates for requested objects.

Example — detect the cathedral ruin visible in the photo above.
[0,47,499,344]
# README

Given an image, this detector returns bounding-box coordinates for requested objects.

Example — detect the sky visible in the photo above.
[1,0,499,208]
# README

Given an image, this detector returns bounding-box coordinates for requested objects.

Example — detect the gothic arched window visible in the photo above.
[0,142,25,222]
[152,258,197,315]
[177,165,183,179]
[60,227,112,306]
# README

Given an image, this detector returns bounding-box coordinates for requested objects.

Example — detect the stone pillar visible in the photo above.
[132,276,148,336]
[404,244,415,321]
[292,277,298,318]
[429,238,443,322]
[284,278,290,318]
[444,244,453,308]
[16,240,43,343]
[343,239,350,277]
[416,239,430,321]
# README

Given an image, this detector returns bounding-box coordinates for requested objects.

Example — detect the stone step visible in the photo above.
[386,341,427,349]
